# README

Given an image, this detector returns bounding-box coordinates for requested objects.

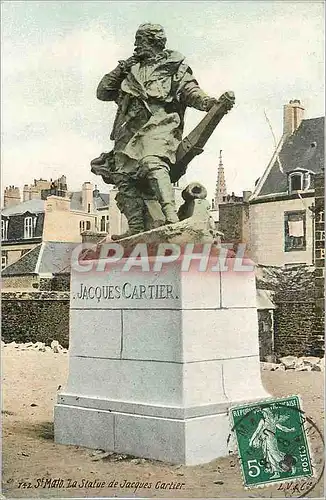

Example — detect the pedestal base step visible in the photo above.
[54,403,231,465]
[54,389,271,465]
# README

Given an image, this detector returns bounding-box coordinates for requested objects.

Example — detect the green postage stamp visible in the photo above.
[230,396,313,488]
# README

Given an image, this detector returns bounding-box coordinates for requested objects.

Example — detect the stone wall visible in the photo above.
[257,309,274,361]
[313,170,325,356]
[2,275,39,289]
[273,301,315,357]
[218,203,244,243]
[218,202,250,248]
[1,290,70,347]
[256,265,316,358]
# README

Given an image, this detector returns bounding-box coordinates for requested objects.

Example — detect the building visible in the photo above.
[249,100,324,267]
[1,241,73,290]
[23,176,68,203]
[216,100,324,359]
[217,100,324,266]
[1,180,110,269]
[217,191,252,248]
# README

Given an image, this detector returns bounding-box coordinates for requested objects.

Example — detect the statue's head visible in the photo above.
[261,408,274,420]
[134,23,166,59]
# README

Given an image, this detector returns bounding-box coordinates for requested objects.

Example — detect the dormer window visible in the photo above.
[24,216,34,239]
[1,219,8,241]
[288,168,314,193]
[289,172,302,192]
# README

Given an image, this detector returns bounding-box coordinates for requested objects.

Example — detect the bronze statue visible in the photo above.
[92,23,234,240]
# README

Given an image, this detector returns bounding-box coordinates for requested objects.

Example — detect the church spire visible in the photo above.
[214,150,227,207]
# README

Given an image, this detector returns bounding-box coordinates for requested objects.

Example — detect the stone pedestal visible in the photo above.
[54,254,269,465]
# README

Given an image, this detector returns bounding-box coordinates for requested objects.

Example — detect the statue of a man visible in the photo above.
[96,23,218,240]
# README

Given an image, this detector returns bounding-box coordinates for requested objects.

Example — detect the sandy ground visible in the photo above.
[1,348,325,499]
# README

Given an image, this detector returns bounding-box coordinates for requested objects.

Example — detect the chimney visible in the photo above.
[3,186,21,208]
[23,184,31,202]
[283,99,304,136]
[30,186,40,200]
[82,182,93,213]
[242,190,252,202]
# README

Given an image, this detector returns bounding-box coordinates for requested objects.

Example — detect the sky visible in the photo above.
[1,0,324,202]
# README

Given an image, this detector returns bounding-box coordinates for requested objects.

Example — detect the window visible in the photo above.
[1,254,7,270]
[315,230,325,241]
[1,219,8,240]
[87,203,91,213]
[289,173,303,192]
[86,221,91,230]
[317,210,324,223]
[79,220,86,232]
[100,216,106,232]
[284,211,306,252]
[288,170,313,193]
[24,217,34,239]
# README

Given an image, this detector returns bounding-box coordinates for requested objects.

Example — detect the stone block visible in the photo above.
[115,412,186,463]
[220,259,257,308]
[182,308,259,361]
[185,413,230,465]
[69,309,122,358]
[222,356,268,401]
[64,356,183,406]
[71,261,181,310]
[183,360,226,406]
[114,411,231,465]
[180,266,221,309]
[54,404,114,450]
[122,309,182,362]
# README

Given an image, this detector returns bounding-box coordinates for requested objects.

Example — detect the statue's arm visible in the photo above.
[96,65,126,101]
[276,423,295,432]
[176,70,209,111]
[176,65,217,111]
[97,57,138,101]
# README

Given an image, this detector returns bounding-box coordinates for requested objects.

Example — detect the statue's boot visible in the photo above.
[110,197,146,241]
[147,170,179,224]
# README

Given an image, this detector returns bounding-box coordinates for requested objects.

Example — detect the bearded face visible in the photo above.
[133,24,166,61]
[134,32,158,60]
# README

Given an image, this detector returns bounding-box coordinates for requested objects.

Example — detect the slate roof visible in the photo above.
[2,241,77,276]
[2,245,42,276]
[2,199,45,216]
[2,190,109,217]
[254,117,324,197]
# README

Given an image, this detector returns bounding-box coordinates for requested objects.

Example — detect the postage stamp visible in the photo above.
[230,396,314,489]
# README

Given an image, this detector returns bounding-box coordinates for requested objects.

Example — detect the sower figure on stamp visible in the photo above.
[93,23,219,240]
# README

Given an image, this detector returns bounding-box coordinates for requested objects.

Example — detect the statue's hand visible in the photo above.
[118,55,139,73]
[202,96,219,111]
